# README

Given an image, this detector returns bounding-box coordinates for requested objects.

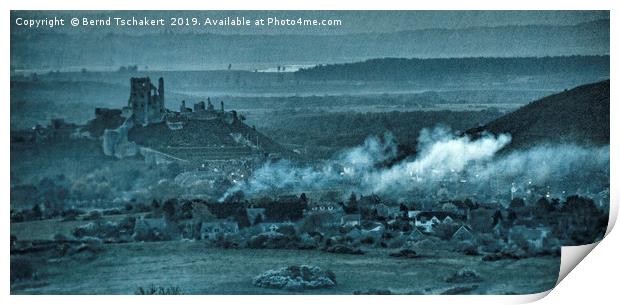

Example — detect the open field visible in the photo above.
[10,214,139,241]
[11,240,559,295]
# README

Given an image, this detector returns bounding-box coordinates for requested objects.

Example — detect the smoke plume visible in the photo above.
[222,127,609,204]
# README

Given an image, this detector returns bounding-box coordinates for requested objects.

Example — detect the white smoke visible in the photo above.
[221,126,609,203]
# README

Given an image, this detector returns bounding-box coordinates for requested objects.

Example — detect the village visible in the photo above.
[11,187,607,266]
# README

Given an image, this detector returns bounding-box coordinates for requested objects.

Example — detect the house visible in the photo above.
[407,228,427,243]
[257,222,293,233]
[412,211,462,232]
[361,225,385,240]
[451,225,475,242]
[200,220,239,240]
[134,216,167,233]
[133,216,174,241]
[407,210,421,219]
[341,214,361,227]
[415,217,435,233]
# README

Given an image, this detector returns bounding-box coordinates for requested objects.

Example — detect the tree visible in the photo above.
[31,204,43,220]
[434,223,460,240]
[234,207,250,228]
[561,196,607,241]
[180,200,193,219]
[345,192,358,213]
[510,197,525,209]
[533,197,555,219]
[163,199,177,219]
[300,193,308,204]
[506,209,517,224]
[254,213,263,225]
[492,210,503,226]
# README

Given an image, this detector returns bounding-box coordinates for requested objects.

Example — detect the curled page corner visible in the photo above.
[555,192,617,286]
[556,243,598,284]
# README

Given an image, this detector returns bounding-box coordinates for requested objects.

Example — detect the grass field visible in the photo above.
[11,239,559,295]
[11,214,135,241]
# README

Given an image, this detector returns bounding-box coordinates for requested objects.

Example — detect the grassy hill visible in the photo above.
[128,117,290,161]
[467,80,610,150]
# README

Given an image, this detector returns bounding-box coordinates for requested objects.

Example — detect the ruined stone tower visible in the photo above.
[127,77,165,125]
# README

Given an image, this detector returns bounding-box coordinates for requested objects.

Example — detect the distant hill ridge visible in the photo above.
[11,19,609,70]
[295,56,609,82]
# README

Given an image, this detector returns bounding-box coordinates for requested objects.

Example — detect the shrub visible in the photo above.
[118,216,136,234]
[445,268,483,283]
[83,210,102,221]
[72,221,120,239]
[135,284,184,295]
[360,236,375,244]
[11,258,37,282]
[61,208,83,219]
[389,248,418,258]
[353,289,392,295]
[276,224,297,236]
[454,241,479,256]
[253,265,336,291]
[102,208,123,216]
[324,245,364,255]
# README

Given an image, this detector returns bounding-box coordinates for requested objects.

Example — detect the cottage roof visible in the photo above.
[451,225,474,240]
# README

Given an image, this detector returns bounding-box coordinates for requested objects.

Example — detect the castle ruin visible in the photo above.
[124,77,166,126]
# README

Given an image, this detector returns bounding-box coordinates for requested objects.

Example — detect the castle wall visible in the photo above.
[128,77,165,125]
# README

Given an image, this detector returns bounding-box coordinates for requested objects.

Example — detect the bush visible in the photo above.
[324,245,364,255]
[454,241,479,256]
[360,236,375,244]
[72,221,120,239]
[118,216,136,234]
[102,208,123,216]
[445,268,483,283]
[11,258,37,282]
[135,285,184,295]
[389,248,418,258]
[482,250,522,261]
[253,265,336,291]
[214,234,242,249]
[276,224,297,236]
[353,289,392,295]
[61,208,83,219]
[83,210,102,221]
[132,223,168,242]
[246,232,302,249]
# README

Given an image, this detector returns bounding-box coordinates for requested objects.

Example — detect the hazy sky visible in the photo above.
[11,10,609,35]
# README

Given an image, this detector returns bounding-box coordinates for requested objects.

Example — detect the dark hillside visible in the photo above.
[467,80,610,150]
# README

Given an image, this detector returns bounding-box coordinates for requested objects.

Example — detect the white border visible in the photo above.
[2,1,617,304]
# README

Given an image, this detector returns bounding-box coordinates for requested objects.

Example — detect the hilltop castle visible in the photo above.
[93,76,286,163]
[119,76,237,126]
